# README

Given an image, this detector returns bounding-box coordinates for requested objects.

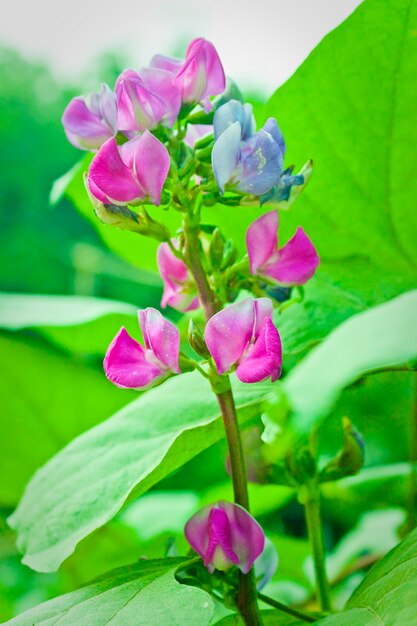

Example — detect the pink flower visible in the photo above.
[62,84,117,151]
[246,210,319,286]
[115,68,181,133]
[88,131,170,206]
[104,308,180,389]
[157,240,199,312]
[205,298,282,383]
[174,38,226,106]
[185,501,265,574]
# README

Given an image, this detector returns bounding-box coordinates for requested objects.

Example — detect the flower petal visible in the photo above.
[140,67,181,127]
[62,97,113,150]
[157,242,199,312]
[119,131,170,205]
[236,317,282,383]
[213,100,255,141]
[238,129,283,195]
[103,327,163,389]
[115,69,166,132]
[174,38,225,103]
[205,299,254,374]
[253,297,274,336]
[264,227,320,285]
[150,53,183,74]
[88,138,143,205]
[262,117,285,156]
[138,308,180,373]
[246,210,279,275]
[211,121,242,194]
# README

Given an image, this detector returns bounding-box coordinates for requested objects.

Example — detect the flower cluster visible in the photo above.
[62,37,320,587]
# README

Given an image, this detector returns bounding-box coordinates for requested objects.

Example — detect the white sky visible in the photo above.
[1,0,363,96]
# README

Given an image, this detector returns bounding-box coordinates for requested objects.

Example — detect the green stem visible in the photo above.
[257,592,318,623]
[302,481,332,612]
[182,210,262,626]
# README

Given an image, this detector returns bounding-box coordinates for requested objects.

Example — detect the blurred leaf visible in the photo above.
[0,292,139,355]
[266,291,417,450]
[0,332,136,505]
[9,374,273,572]
[317,526,417,625]
[4,558,213,626]
[216,611,306,625]
[200,482,293,517]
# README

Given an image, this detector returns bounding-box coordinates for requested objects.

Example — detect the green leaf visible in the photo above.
[9,373,273,573]
[317,526,417,625]
[4,558,214,626]
[0,292,139,355]
[266,291,417,449]
[0,332,136,505]
[263,0,417,350]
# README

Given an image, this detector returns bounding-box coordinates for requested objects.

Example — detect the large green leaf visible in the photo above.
[263,0,417,350]
[265,291,417,450]
[216,611,306,625]
[9,373,273,573]
[0,332,136,505]
[317,526,417,625]
[4,558,214,626]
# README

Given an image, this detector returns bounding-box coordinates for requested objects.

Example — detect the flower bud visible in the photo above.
[188,319,210,358]
[185,501,265,574]
[319,417,365,482]
[157,240,199,312]
[209,228,225,270]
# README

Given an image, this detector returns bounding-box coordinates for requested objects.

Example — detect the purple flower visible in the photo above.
[62,84,117,151]
[246,210,319,286]
[88,131,170,206]
[185,501,265,574]
[104,308,180,389]
[157,240,199,312]
[115,68,181,133]
[205,298,282,383]
[212,100,285,195]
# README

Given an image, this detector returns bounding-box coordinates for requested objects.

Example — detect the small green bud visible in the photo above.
[220,240,239,270]
[319,417,365,483]
[209,228,225,270]
[188,319,210,358]
[193,132,215,150]
[286,446,316,485]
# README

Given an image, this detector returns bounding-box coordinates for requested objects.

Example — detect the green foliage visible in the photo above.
[264,291,417,450]
[9,374,273,572]
[317,527,417,625]
[216,611,306,625]
[3,558,214,626]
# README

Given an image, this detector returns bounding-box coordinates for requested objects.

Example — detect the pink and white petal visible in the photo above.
[236,318,282,383]
[198,39,226,99]
[89,138,143,205]
[104,327,162,389]
[157,241,189,284]
[98,83,118,132]
[264,227,319,285]
[150,53,183,75]
[221,502,265,574]
[253,297,274,337]
[205,299,254,374]
[140,67,181,127]
[246,210,279,275]
[138,308,180,373]
[129,131,170,205]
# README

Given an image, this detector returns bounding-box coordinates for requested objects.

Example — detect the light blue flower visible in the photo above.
[212,100,286,196]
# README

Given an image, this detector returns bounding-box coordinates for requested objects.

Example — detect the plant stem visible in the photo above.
[257,592,318,623]
[182,210,262,626]
[302,481,332,613]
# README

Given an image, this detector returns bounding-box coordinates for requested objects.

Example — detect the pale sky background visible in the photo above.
[1,0,363,96]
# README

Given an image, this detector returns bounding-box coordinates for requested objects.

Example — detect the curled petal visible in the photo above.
[62,90,116,151]
[185,501,265,574]
[157,242,199,312]
[140,67,181,127]
[138,308,180,373]
[253,297,274,336]
[174,38,225,103]
[246,210,279,275]
[150,53,183,74]
[262,118,285,156]
[236,317,282,383]
[263,227,320,285]
[104,327,163,389]
[119,131,170,205]
[115,69,166,132]
[238,129,283,195]
[205,299,254,374]
[88,138,144,205]
[211,121,242,194]
[213,100,255,141]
